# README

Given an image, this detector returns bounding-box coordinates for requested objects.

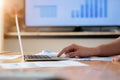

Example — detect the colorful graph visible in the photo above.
[71,0,108,18]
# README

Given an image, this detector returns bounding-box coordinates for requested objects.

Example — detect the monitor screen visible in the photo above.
[25,0,120,27]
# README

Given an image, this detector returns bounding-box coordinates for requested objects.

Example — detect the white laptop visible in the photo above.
[15,14,69,61]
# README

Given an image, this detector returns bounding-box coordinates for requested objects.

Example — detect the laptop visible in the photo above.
[15,14,69,61]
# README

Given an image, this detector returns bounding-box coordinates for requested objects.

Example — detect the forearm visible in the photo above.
[95,37,120,57]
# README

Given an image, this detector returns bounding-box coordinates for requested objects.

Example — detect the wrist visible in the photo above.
[89,46,101,56]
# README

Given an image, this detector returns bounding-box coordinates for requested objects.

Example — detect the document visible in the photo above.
[69,57,112,61]
[0,61,88,69]
[0,55,21,59]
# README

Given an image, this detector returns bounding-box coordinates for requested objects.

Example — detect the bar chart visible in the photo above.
[71,0,108,18]
[26,0,120,26]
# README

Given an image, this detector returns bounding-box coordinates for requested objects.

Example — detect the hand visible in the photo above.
[112,55,120,62]
[57,44,98,58]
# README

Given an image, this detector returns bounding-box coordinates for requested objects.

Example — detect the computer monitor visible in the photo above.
[25,0,120,27]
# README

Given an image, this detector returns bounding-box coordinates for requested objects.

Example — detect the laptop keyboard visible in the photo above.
[24,55,68,61]
[24,55,52,60]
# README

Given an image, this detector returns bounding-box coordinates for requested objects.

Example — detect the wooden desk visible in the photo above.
[0,52,120,80]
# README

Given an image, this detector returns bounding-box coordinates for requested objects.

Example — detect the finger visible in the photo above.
[67,52,79,58]
[57,44,75,57]
[57,48,69,57]
[57,50,65,57]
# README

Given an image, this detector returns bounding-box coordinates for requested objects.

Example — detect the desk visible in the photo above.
[0,52,120,80]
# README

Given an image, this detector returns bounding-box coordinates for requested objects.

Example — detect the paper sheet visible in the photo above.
[0,55,21,59]
[0,61,88,69]
[69,57,112,61]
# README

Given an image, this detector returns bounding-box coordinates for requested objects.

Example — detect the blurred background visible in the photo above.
[2,0,119,52]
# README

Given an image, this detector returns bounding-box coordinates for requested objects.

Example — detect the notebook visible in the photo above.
[15,14,69,61]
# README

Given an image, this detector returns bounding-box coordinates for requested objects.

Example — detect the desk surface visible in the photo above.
[0,52,120,80]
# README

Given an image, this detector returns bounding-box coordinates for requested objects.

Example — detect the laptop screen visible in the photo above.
[25,0,120,27]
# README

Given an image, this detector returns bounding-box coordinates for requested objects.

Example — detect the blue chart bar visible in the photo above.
[90,0,93,18]
[100,0,103,17]
[81,5,84,18]
[95,0,98,18]
[71,0,108,18]
[34,5,57,18]
[104,0,107,17]
[71,10,75,18]
[85,0,89,18]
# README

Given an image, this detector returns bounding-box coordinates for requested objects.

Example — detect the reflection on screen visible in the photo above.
[25,0,120,27]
